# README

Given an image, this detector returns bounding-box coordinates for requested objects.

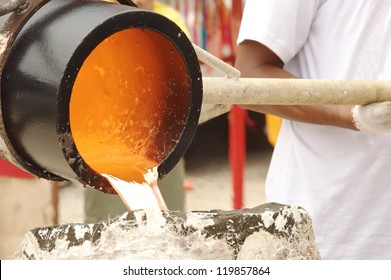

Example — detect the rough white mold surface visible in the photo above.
[13,203,321,260]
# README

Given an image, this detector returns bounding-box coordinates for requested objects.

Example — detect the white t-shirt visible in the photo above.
[238,0,391,259]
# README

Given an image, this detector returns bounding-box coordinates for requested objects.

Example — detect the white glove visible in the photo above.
[352,101,391,134]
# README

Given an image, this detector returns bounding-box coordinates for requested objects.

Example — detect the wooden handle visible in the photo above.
[202,77,391,105]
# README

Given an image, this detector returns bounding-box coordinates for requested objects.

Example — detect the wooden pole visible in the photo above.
[202,77,391,105]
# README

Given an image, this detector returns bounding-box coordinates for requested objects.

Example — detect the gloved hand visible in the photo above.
[352,101,391,134]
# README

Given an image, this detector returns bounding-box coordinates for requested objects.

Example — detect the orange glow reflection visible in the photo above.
[70,28,190,183]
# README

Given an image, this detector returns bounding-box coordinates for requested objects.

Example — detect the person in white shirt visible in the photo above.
[235,0,391,259]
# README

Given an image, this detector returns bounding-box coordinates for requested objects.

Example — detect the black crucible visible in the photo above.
[0,0,203,193]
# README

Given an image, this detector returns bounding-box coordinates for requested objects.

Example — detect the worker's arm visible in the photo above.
[234,40,355,130]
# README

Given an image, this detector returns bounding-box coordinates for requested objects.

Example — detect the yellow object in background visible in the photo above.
[105,1,190,38]
[265,115,282,147]
[153,2,191,37]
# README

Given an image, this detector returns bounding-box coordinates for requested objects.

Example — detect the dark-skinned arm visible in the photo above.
[234,40,356,130]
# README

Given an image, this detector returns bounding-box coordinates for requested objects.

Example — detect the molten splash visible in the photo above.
[102,168,168,211]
